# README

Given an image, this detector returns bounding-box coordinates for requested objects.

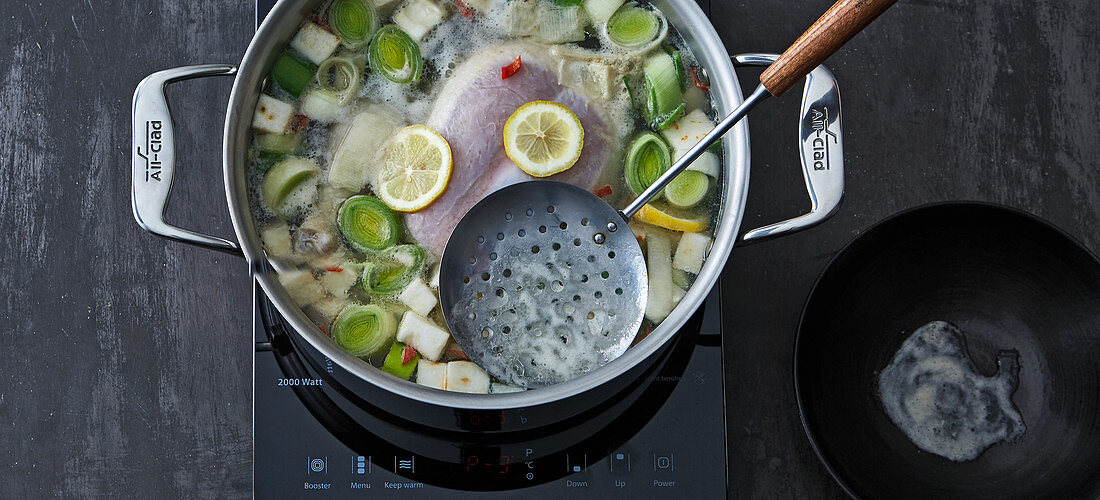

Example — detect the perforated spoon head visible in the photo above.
[439,182,648,388]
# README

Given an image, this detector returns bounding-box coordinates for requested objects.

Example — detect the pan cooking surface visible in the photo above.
[796,203,1100,499]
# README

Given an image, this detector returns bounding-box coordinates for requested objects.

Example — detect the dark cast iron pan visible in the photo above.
[796,203,1100,499]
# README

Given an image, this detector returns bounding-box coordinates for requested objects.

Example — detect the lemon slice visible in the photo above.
[633,203,710,232]
[376,125,453,212]
[504,101,584,177]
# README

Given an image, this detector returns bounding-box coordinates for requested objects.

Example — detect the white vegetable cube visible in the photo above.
[558,58,613,100]
[415,360,448,390]
[260,221,294,260]
[662,109,716,154]
[398,278,438,317]
[307,296,349,326]
[278,269,326,306]
[252,95,295,134]
[320,267,359,298]
[446,361,490,394]
[673,232,712,275]
[289,22,340,65]
[329,110,401,192]
[662,109,721,175]
[396,311,450,361]
[490,383,526,394]
[393,0,447,41]
[299,90,345,124]
[688,151,720,178]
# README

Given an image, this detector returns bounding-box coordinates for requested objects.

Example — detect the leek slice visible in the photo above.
[607,6,659,48]
[644,227,674,322]
[329,0,378,49]
[272,51,317,97]
[361,245,425,296]
[584,0,626,24]
[381,342,420,379]
[333,304,397,358]
[624,131,672,198]
[317,55,364,105]
[654,102,686,130]
[665,170,709,209]
[368,26,423,84]
[671,268,690,289]
[536,4,586,43]
[623,76,638,110]
[338,196,400,253]
[671,50,687,92]
[255,133,303,154]
[642,51,683,128]
[262,158,319,211]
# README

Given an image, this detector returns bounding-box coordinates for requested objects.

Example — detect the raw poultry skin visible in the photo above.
[405,43,613,257]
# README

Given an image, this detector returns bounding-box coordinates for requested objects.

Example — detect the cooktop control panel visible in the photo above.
[254,291,726,498]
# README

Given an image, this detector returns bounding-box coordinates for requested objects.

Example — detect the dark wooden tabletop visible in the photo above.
[1,0,1096,498]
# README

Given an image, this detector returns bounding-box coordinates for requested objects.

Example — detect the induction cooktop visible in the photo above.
[252,1,728,497]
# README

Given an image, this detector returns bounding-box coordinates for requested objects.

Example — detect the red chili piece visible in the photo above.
[690,67,710,92]
[501,56,522,80]
[290,114,310,132]
[324,266,344,273]
[402,345,418,365]
[456,0,473,18]
[448,349,470,361]
[319,326,327,335]
[593,185,613,198]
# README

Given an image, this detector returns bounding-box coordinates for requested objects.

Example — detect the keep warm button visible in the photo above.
[653,480,676,487]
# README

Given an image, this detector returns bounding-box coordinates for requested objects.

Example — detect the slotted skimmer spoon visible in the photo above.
[440,0,898,388]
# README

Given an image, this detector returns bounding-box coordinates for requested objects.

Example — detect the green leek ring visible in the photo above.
[368,26,423,84]
[332,304,396,357]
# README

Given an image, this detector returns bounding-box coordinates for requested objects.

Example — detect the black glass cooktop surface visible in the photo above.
[254,282,727,497]
[252,1,727,497]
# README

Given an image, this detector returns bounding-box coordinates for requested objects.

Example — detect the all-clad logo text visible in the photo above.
[810,107,837,171]
[137,120,164,182]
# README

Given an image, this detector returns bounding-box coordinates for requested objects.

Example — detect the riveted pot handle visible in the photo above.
[734,54,844,243]
[131,64,242,256]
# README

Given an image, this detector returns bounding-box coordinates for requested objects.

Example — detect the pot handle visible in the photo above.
[733,53,843,243]
[131,64,243,256]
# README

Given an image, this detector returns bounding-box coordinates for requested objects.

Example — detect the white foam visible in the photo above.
[878,321,1026,461]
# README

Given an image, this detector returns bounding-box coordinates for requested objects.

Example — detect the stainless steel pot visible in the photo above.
[131,0,844,414]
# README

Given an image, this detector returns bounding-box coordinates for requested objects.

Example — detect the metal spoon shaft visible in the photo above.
[621,83,770,219]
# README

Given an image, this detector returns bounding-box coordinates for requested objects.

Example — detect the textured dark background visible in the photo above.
[0,0,1096,498]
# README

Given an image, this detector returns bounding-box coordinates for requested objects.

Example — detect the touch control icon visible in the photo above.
[307,456,328,474]
[610,451,630,473]
[354,456,370,475]
[396,456,415,474]
[566,454,587,473]
[654,453,674,471]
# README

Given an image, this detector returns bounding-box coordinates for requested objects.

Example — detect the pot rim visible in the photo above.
[223,0,750,410]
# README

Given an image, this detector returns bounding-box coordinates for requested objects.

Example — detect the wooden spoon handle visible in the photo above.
[760,0,898,97]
